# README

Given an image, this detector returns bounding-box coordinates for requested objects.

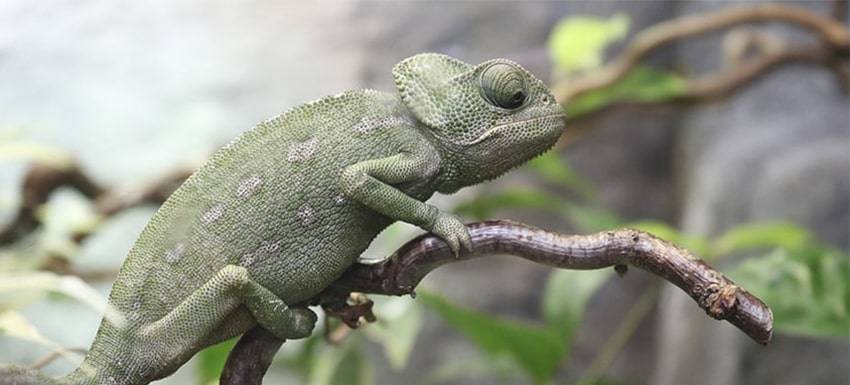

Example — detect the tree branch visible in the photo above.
[553,3,850,102]
[219,327,285,385]
[0,163,102,245]
[221,220,773,384]
[0,162,191,246]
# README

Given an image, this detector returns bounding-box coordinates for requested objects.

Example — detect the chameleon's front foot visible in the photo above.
[431,212,473,257]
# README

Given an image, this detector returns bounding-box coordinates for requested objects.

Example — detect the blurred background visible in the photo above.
[0,1,847,385]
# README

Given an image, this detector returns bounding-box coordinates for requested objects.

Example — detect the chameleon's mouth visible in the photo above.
[462,113,567,145]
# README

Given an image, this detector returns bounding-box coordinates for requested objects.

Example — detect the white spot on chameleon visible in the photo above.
[333,194,346,205]
[201,203,224,224]
[239,254,256,267]
[287,138,319,162]
[236,175,262,197]
[298,203,316,225]
[164,243,186,263]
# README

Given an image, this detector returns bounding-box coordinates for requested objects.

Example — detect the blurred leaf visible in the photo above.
[0,141,73,169]
[454,189,563,220]
[0,272,122,326]
[0,310,81,364]
[418,291,565,385]
[527,152,597,200]
[0,310,58,348]
[713,222,810,256]
[454,188,619,233]
[363,296,423,369]
[543,269,611,343]
[549,14,630,74]
[728,246,849,338]
[37,190,102,259]
[567,67,686,118]
[562,203,621,233]
[195,338,237,385]
[627,220,711,257]
[424,354,526,385]
[276,332,323,381]
[308,337,373,385]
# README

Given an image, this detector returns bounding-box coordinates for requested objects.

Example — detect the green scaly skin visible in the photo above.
[0,53,566,385]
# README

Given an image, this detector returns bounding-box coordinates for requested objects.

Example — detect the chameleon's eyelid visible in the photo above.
[477,62,529,110]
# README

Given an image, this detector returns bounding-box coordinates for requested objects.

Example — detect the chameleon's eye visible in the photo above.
[479,63,527,109]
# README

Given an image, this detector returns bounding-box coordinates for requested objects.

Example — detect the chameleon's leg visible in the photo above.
[140,265,316,352]
[340,151,472,255]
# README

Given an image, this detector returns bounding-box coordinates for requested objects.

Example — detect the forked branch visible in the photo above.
[553,3,850,102]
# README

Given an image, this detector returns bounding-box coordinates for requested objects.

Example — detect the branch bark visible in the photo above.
[221,220,773,385]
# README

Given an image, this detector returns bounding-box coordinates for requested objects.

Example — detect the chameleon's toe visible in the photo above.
[283,307,317,339]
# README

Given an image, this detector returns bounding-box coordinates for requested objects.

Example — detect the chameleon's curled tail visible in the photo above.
[0,364,61,385]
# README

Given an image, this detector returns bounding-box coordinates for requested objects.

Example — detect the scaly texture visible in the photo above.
[0,53,565,385]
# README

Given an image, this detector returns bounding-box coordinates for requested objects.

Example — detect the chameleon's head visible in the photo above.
[393,53,566,192]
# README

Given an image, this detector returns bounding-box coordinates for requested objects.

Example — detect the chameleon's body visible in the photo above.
[0,54,565,385]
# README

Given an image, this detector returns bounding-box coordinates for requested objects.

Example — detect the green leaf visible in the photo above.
[363,296,423,369]
[418,291,565,385]
[713,222,811,256]
[453,188,619,233]
[567,67,686,118]
[276,333,323,378]
[728,246,849,338]
[549,14,630,74]
[562,203,621,233]
[195,338,237,385]
[527,152,597,200]
[454,189,564,220]
[542,269,611,343]
[308,337,373,385]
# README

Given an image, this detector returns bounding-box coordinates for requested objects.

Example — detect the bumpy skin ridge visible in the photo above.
[0,53,566,385]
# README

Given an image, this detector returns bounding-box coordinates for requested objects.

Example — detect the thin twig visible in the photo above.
[553,3,850,102]
[221,220,773,385]
[554,43,838,150]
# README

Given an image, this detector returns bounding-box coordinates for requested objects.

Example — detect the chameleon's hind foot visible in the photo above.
[245,293,317,340]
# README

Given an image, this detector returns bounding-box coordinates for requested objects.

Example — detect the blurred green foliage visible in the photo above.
[0,12,847,385]
[548,14,629,74]
[566,67,686,117]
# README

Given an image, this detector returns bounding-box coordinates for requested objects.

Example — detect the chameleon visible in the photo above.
[0,53,566,385]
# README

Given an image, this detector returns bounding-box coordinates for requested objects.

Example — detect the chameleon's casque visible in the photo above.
[0,53,565,385]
